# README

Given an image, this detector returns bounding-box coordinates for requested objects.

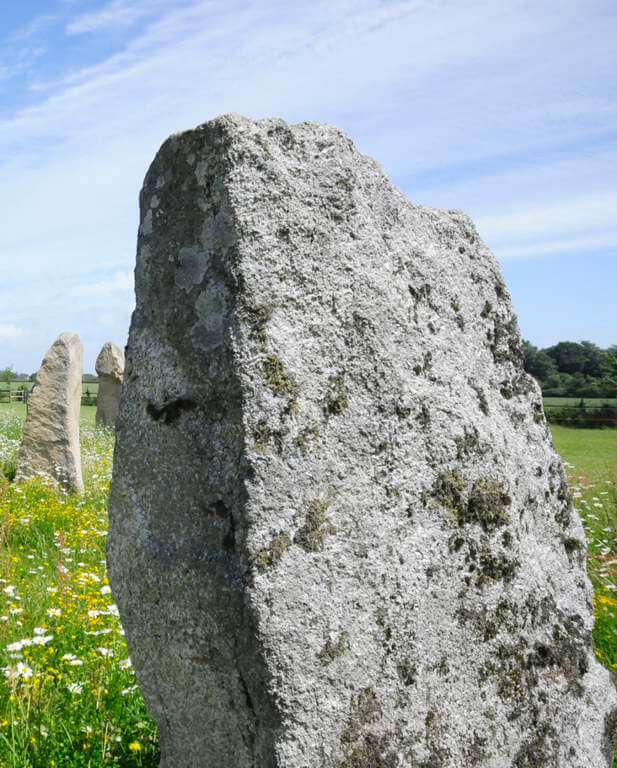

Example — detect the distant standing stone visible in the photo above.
[16,332,84,493]
[108,116,616,768]
[95,342,124,427]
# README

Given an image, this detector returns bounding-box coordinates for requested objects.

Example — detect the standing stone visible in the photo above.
[108,116,616,768]
[16,332,84,493]
[95,342,124,427]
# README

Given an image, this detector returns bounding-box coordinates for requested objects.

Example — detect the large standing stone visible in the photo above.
[95,342,124,427]
[108,116,616,768]
[16,332,84,493]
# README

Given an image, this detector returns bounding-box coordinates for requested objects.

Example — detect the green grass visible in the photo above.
[550,425,617,695]
[544,396,617,407]
[0,405,96,429]
[550,425,617,480]
[0,410,158,767]
[0,383,99,395]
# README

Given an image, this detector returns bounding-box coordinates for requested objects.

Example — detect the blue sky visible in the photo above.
[1,0,615,373]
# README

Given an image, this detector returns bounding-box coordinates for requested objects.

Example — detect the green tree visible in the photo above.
[545,341,606,377]
[604,348,617,398]
[0,366,14,384]
[522,341,556,384]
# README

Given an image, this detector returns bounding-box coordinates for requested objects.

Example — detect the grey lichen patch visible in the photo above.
[319,631,349,664]
[463,732,489,765]
[603,708,617,765]
[471,383,490,416]
[563,537,584,560]
[340,688,382,746]
[529,617,589,685]
[455,427,484,460]
[417,402,431,428]
[476,550,519,587]
[175,245,210,290]
[295,425,320,455]
[326,373,349,415]
[512,725,559,768]
[413,351,433,376]
[421,709,452,768]
[459,479,511,533]
[396,659,417,686]
[451,298,465,330]
[191,282,228,353]
[252,419,282,453]
[254,532,291,569]
[338,733,397,768]
[296,498,336,552]
[338,693,391,768]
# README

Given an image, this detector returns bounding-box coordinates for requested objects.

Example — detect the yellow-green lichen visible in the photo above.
[433,471,466,518]
[459,479,511,532]
[296,499,336,552]
[263,355,298,396]
[254,532,291,569]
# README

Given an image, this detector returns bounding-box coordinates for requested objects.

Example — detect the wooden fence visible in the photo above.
[542,402,617,428]
[0,379,99,407]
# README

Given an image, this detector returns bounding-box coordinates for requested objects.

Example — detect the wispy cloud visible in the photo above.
[0,0,615,369]
[66,0,174,35]
[0,324,28,345]
[70,271,133,297]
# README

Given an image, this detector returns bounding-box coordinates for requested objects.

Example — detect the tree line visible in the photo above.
[3,342,617,400]
[523,340,617,399]
[0,367,98,383]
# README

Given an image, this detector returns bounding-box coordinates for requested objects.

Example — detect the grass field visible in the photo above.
[0,407,158,767]
[0,406,614,766]
[0,404,96,429]
[544,396,617,407]
[551,425,617,695]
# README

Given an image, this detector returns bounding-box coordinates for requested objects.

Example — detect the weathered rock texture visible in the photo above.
[95,342,124,427]
[108,115,616,768]
[16,332,84,493]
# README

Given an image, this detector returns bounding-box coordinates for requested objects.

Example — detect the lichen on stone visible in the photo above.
[244,303,273,349]
[433,470,466,518]
[252,418,280,452]
[254,532,291,569]
[319,631,350,664]
[263,354,299,398]
[326,372,349,415]
[296,499,336,552]
[340,688,382,746]
[459,479,511,533]
[295,426,320,455]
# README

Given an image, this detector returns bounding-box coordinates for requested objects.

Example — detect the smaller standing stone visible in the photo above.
[95,343,124,428]
[16,332,84,493]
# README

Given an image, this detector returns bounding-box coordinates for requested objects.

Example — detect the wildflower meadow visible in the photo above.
[0,409,158,767]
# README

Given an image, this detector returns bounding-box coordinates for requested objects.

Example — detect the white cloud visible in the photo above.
[0,0,615,368]
[493,233,617,262]
[70,271,133,298]
[66,0,173,36]
[0,324,28,345]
